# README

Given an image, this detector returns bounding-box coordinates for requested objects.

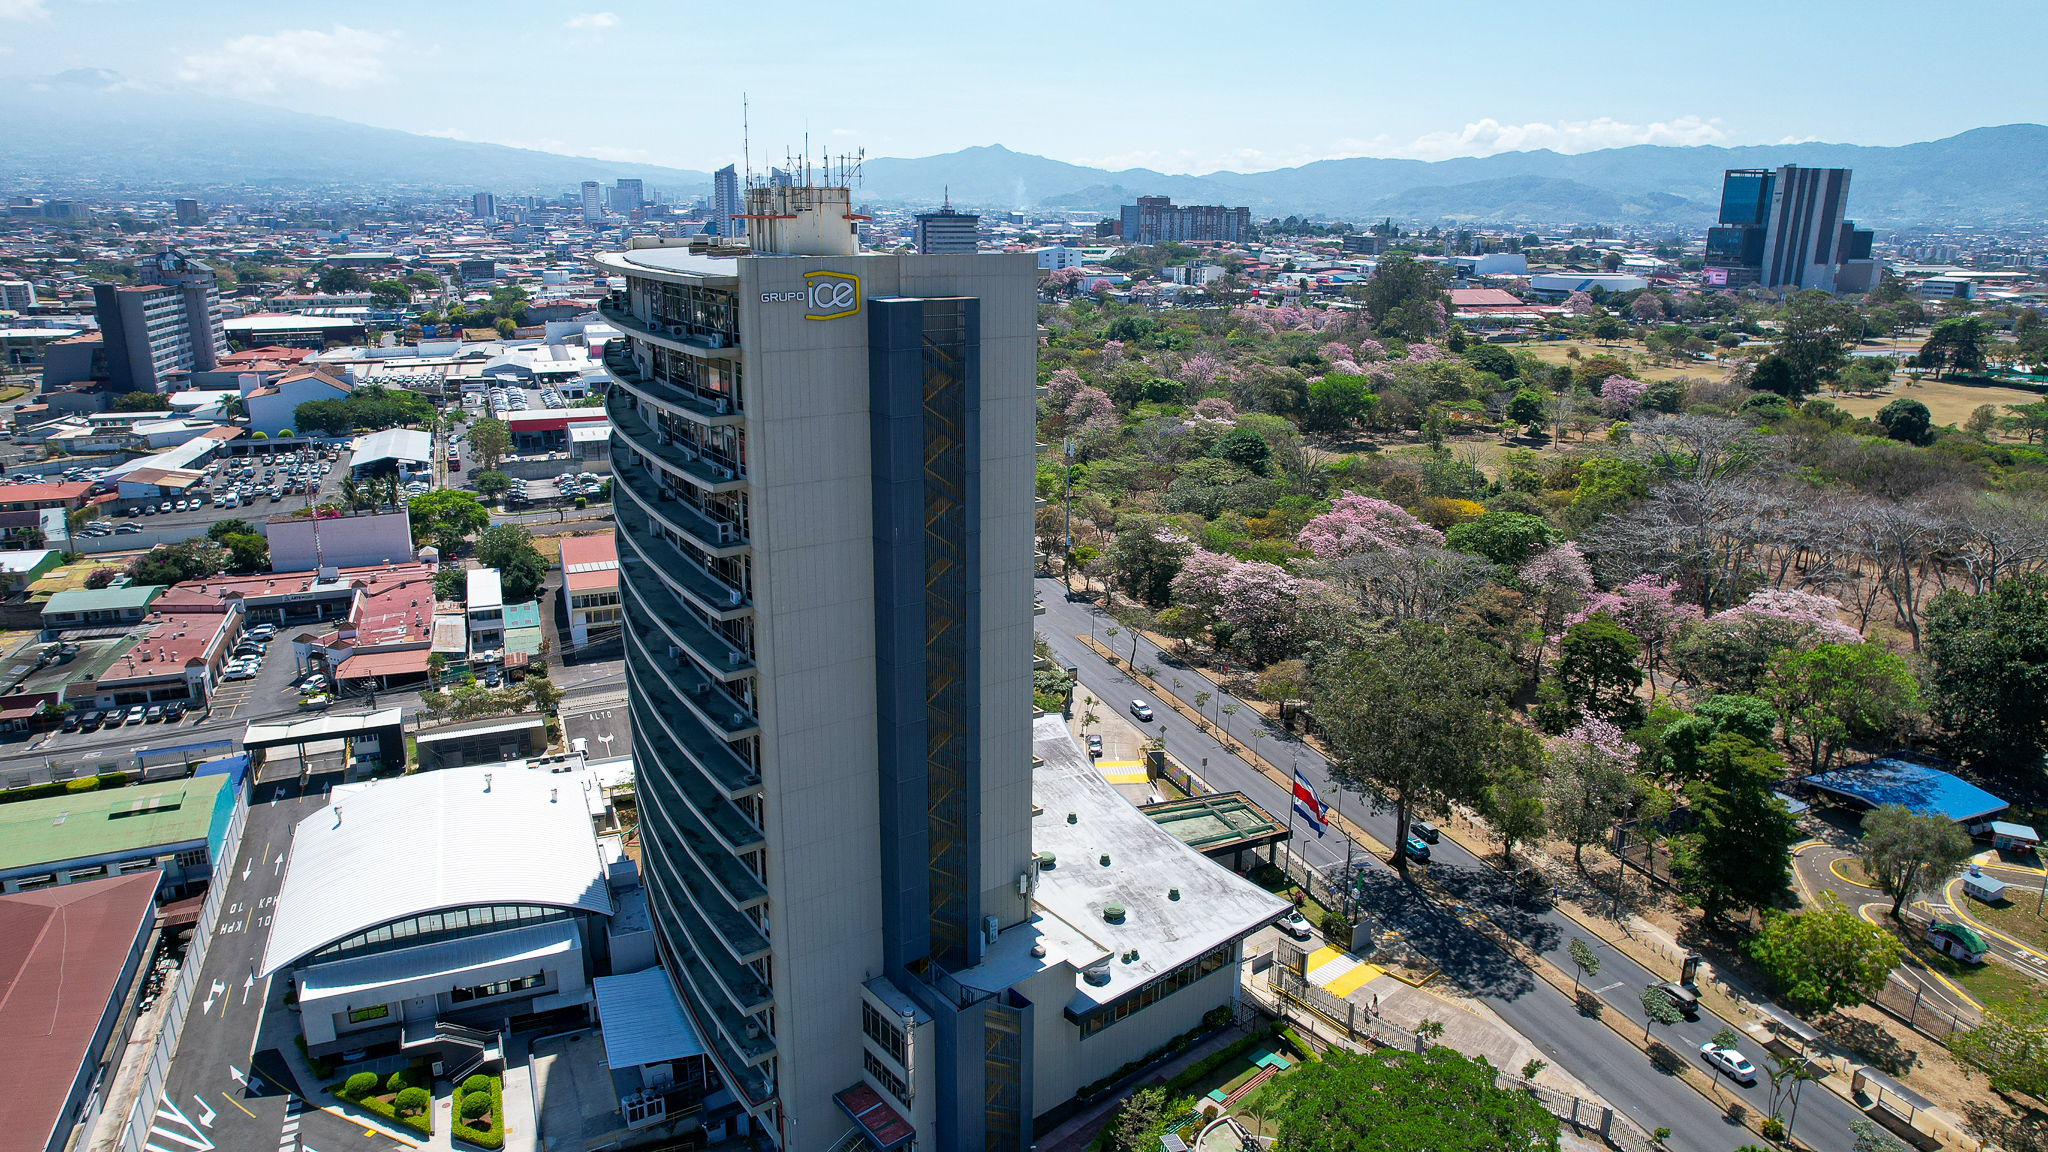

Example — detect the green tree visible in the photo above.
[1750,894,1903,1015]
[1105,515,1190,607]
[1481,728,1547,868]
[1104,1087,1175,1152]
[1918,316,1990,378]
[1640,981,1684,1039]
[472,469,513,498]
[205,518,254,542]
[130,539,226,585]
[1216,426,1272,475]
[1303,373,1378,432]
[466,417,512,470]
[1445,511,1559,567]
[221,533,268,572]
[1875,397,1933,445]
[1764,643,1920,773]
[434,568,466,603]
[368,279,411,308]
[1268,1046,1560,1152]
[316,266,369,293]
[1669,734,1798,923]
[1858,803,1973,920]
[1568,937,1600,996]
[1556,614,1644,727]
[1653,694,1778,782]
[1923,572,2048,769]
[1506,388,1547,431]
[475,524,548,601]
[1543,726,1655,871]
[1313,621,1516,872]
[1355,253,1451,341]
[1773,290,1862,398]
[110,391,171,412]
[1948,995,2048,1101]
[1463,344,1517,380]
[408,489,490,554]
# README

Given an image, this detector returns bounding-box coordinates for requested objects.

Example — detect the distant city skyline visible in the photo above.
[3,0,2042,176]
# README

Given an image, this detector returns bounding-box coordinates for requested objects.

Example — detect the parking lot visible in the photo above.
[73,445,355,542]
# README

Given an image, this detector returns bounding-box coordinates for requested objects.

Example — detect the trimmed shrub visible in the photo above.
[460,1092,492,1120]
[451,1074,504,1149]
[461,1074,491,1095]
[385,1070,410,1094]
[394,1087,430,1117]
[343,1072,379,1099]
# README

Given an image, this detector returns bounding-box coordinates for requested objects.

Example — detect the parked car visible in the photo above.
[158,502,171,515]
[144,704,164,722]
[1404,836,1432,862]
[299,676,328,694]
[248,625,276,640]
[60,712,79,732]
[116,523,143,534]
[125,705,145,725]
[166,702,187,721]
[1650,981,1700,1019]
[1410,820,1440,844]
[1086,734,1103,758]
[1129,700,1154,722]
[1279,910,1314,941]
[221,666,254,681]
[1698,1042,1756,1084]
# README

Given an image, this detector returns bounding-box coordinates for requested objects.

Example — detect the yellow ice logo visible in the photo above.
[803,270,859,320]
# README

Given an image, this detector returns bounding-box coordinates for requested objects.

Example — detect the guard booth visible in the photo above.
[243,707,405,782]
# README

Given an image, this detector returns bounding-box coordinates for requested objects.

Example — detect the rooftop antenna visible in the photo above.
[742,94,751,188]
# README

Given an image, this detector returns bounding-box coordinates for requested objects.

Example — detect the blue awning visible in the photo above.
[1798,760,2006,823]
[594,968,704,1069]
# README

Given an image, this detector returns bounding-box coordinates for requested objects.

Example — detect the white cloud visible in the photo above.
[177,25,395,97]
[0,0,46,19]
[1390,115,1729,161]
[565,12,618,29]
[1777,133,1822,145]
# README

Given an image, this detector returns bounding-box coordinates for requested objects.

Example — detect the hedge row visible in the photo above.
[328,1075,432,1138]
[1084,1026,1280,1152]
[0,773,129,806]
[451,1073,504,1149]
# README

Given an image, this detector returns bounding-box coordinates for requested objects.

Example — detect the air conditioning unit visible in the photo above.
[667,645,682,662]
[720,467,735,480]
[655,430,671,446]
[727,650,744,666]
[714,397,731,414]
[726,589,742,606]
[730,712,746,727]
[692,681,710,695]
[669,324,687,337]
[716,522,737,544]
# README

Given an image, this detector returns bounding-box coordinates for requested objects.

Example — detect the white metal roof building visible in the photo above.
[260,765,615,1054]
[347,427,434,474]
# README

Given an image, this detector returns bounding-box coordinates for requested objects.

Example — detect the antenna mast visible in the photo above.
[742,94,751,188]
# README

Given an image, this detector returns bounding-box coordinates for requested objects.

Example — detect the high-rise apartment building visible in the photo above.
[582,181,604,223]
[175,198,204,226]
[712,165,743,239]
[92,248,224,393]
[913,197,979,254]
[0,280,34,310]
[1118,196,1251,245]
[473,191,497,219]
[615,178,645,212]
[593,180,1281,1150]
[1705,165,1878,293]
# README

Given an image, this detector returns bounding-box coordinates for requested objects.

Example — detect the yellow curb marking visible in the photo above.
[222,1094,256,1118]
[1940,876,2048,963]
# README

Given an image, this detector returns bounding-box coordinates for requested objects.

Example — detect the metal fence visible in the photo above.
[112,783,251,1152]
[1869,969,1973,1041]
[1257,966,1657,1152]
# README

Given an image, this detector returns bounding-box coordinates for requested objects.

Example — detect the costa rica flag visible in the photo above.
[1292,771,1329,837]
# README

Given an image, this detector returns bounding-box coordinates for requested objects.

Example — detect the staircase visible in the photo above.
[400,1018,502,1082]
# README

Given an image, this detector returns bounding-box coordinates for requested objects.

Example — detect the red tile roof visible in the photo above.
[0,874,159,1152]
[0,481,91,506]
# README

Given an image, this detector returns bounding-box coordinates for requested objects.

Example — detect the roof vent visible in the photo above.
[1030,942,1047,959]
[1066,812,1076,824]
[1083,962,1111,986]
[1099,853,1111,867]
[1102,904,1125,923]
[1168,887,1180,901]
[1037,851,1056,870]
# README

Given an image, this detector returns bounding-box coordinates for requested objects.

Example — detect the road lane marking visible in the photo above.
[222,1095,256,1119]
[1593,981,1624,993]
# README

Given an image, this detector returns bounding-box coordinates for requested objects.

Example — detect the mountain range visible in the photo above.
[5,71,2043,229]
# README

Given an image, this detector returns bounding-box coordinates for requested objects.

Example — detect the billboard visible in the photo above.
[1702,267,1729,287]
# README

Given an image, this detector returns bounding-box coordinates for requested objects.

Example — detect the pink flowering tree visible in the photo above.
[1328,358,1363,375]
[1675,587,1865,693]
[1190,397,1238,422]
[1568,576,1703,696]
[1630,293,1665,323]
[1718,588,1864,645]
[1046,268,1084,296]
[1043,368,1084,411]
[1404,342,1445,363]
[1064,386,1114,425]
[1297,492,1443,561]
[1099,339,1125,367]
[1169,550,1308,663]
[1354,337,1387,362]
[1177,353,1223,389]
[1563,291,1596,317]
[1544,719,1647,870]
[1322,341,1354,364]
[1599,374,1651,417]
[1519,543,1595,675]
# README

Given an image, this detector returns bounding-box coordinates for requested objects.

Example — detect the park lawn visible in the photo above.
[1895,923,2042,1014]
[1970,893,2048,956]
[1518,339,1732,383]
[1819,376,2046,432]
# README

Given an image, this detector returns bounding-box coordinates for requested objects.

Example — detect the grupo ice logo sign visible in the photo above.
[761,270,861,321]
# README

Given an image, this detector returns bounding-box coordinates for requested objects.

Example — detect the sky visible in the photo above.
[4,0,2044,177]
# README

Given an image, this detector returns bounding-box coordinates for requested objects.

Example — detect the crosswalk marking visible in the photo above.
[147,1099,216,1152]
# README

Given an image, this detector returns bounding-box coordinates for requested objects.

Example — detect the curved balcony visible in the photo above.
[639,848,772,1016]
[619,638,762,800]
[626,624,759,740]
[608,389,747,495]
[597,297,740,360]
[635,757,770,943]
[611,445,749,559]
[621,560,754,683]
[651,897,779,1070]
[629,695,763,856]
[601,341,745,428]
[647,892,779,1092]
[615,515,749,622]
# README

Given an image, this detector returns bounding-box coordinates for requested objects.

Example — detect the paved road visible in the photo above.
[1792,842,1988,1021]
[1038,579,1867,1152]
[146,776,406,1152]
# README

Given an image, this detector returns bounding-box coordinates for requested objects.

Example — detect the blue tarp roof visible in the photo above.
[1801,759,2007,823]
